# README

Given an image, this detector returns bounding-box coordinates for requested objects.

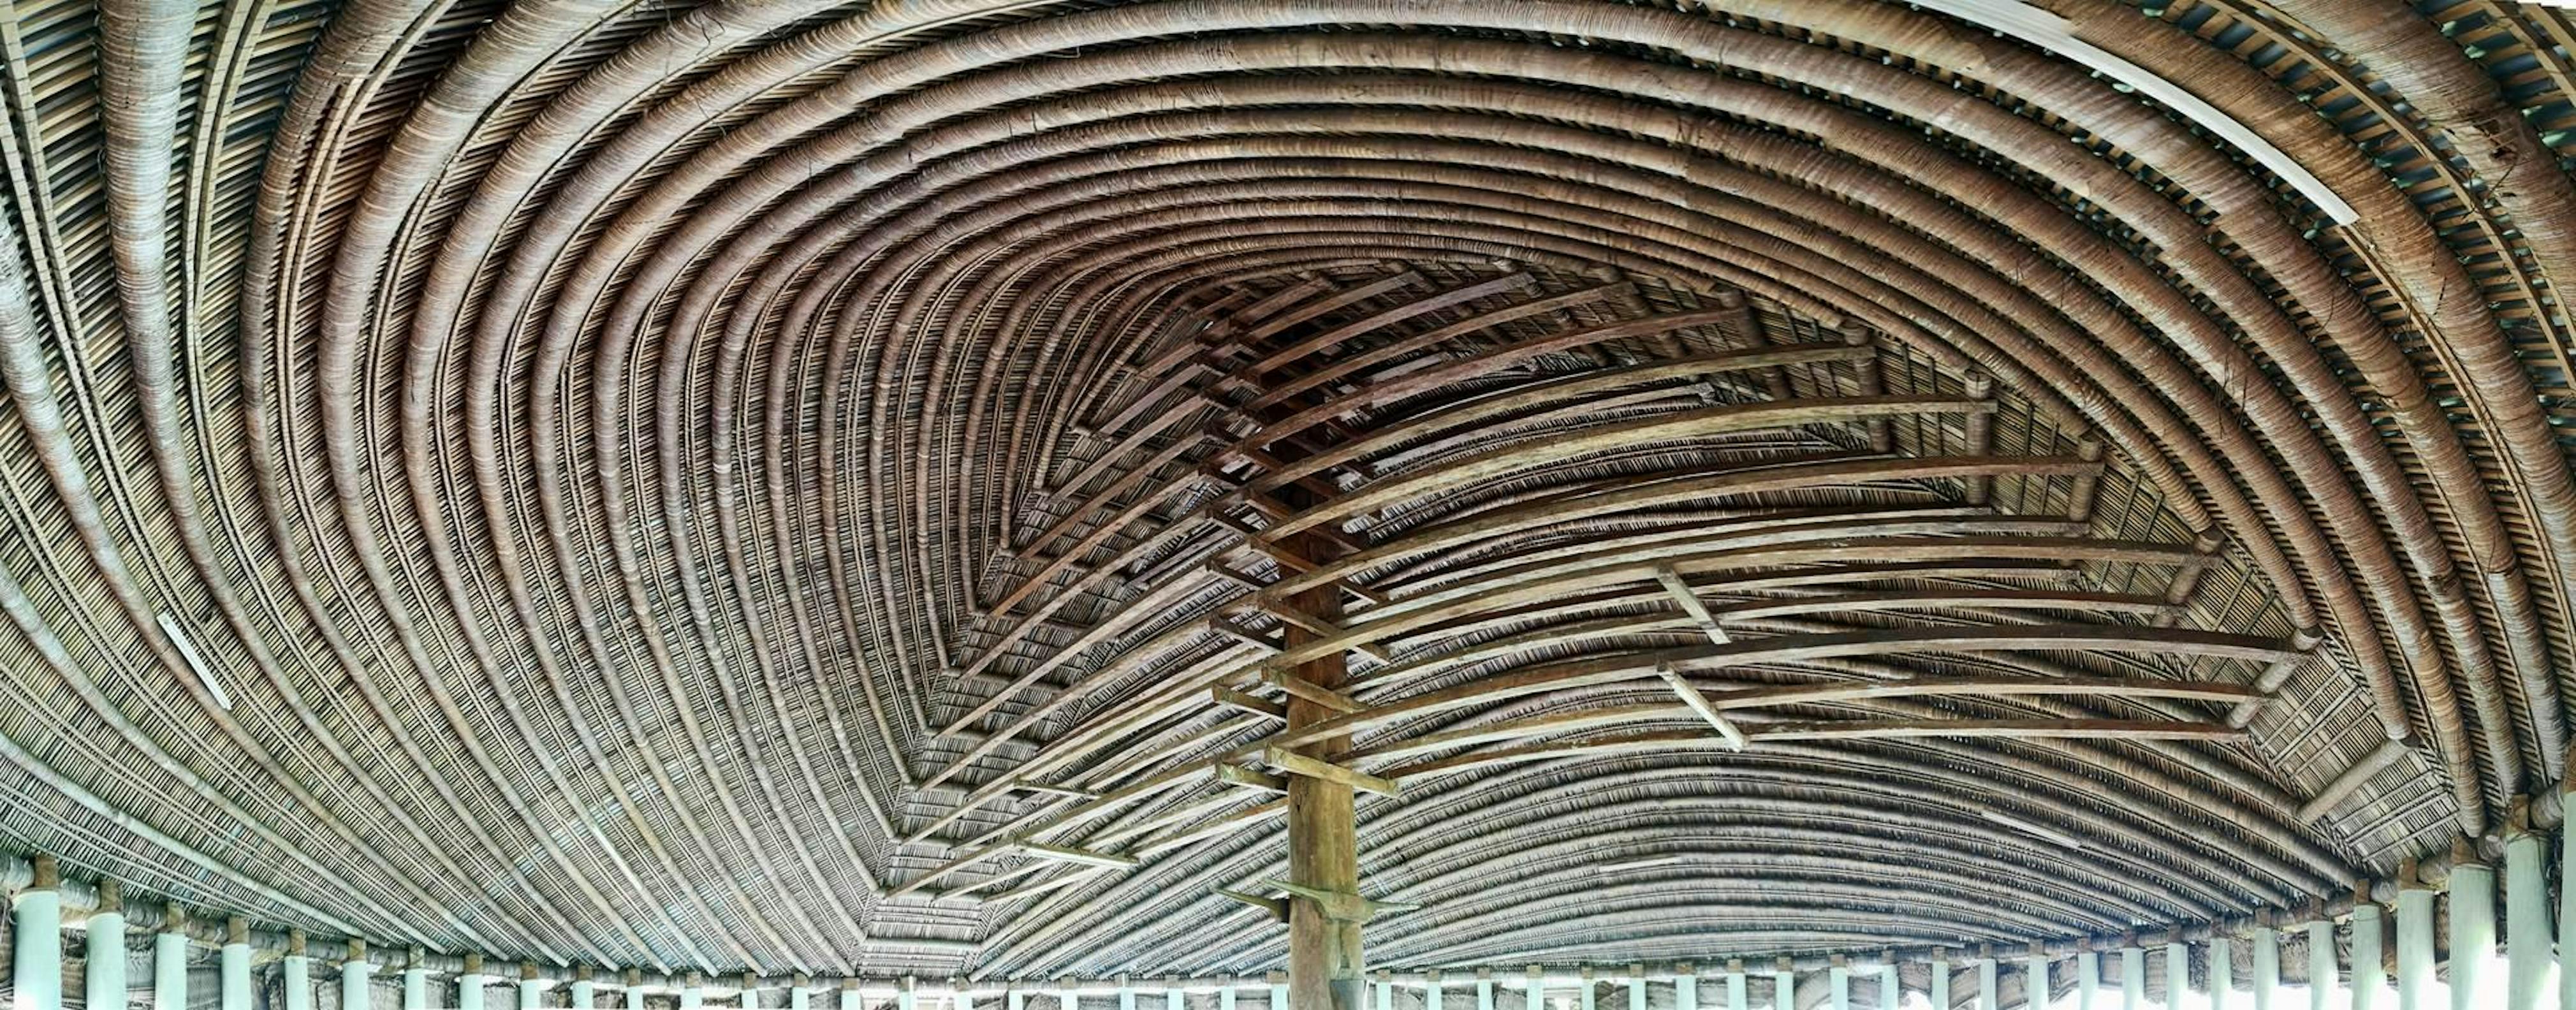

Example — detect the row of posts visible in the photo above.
[3,824,2569,1010]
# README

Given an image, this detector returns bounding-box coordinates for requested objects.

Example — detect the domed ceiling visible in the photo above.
[0,0,2570,993]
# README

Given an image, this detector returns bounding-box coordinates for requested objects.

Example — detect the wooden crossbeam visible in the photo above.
[1255,599,1392,661]
[984,865,1116,903]
[1212,686,1288,720]
[1263,746,1398,797]
[1262,668,1364,712]
[1215,764,1289,793]
[1210,617,1282,653]
[1652,565,1731,645]
[1653,662,1748,751]
[1015,841,1139,869]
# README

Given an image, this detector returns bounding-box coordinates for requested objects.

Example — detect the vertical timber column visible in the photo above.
[91,880,128,1010]
[1426,970,1443,1010]
[2251,920,2278,1010]
[2451,842,2498,1010]
[12,854,61,1010]
[574,969,597,1010]
[791,975,809,1010]
[1284,531,1359,1010]
[2076,944,2098,1010]
[629,969,650,1010]
[2211,935,2234,1010]
[1723,960,1747,1010]
[1977,953,1999,1010]
[285,933,315,1010]
[1771,959,1794,1010]
[520,965,543,1010]
[156,905,189,1010]
[1929,953,1950,1010]
[2352,888,2385,1010]
[460,956,488,1010]
[1474,970,1491,1010]
[2162,941,2187,1010]
[2119,942,2142,1010]
[342,941,373,1010]
[2397,864,2434,1010]
[1627,965,1644,1010]
[1579,967,1596,1010]
[402,949,428,1010]
[2505,805,2554,1010]
[1829,957,1850,1010]
[2306,917,2339,1010]
[223,919,252,1010]
[1875,954,1896,1010]
[1676,965,1697,1010]
[2025,946,2049,1010]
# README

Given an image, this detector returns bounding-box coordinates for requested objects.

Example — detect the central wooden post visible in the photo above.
[1282,529,1363,1010]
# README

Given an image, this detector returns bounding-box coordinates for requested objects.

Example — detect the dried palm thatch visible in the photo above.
[0,0,2569,994]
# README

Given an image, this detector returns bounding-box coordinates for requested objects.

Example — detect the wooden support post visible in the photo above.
[2396,860,2434,1010]
[91,879,128,1010]
[2210,934,2234,1010]
[2251,921,2278,1010]
[284,935,313,1010]
[1961,372,1995,505]
[1676,964,1697,1010]
[1424,970,1442,1010]
[1628,965,1644,1010]
[1526,967,1545,1010]
[573,970,596,1010]
[2067,439,2107,523]
[1875,953,1897,1010]
[1977,953,2000,1010]
[2076,943,2098,1010]
[1580,967,1597,1010]
[14,854,61,1010]
[2162,942,2187,1010]
[342,943,372,1010]
[224,918,254,1010]
[2505,803,2555,1010]
[1841,323,1892,453]
[2351,884,2384,1010]
[2450,841,2497,1010]
[2306,917,2339,1010]
[1725,959,1748,1010]
[163,909,196,1010]
[2026,946,2051,1010]
[1476,970,1493,1010]
[2118,940,2142,1010]
[1771,959,1795,1010]
[404,949,428,1010]
[1284,528,1365,1010]
[1929,953,1949,1010]
[627,969,648,1010]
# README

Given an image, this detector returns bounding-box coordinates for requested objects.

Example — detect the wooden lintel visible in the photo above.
[1263,746,1398,797]
[1215,764,1290,794]
[1014,841,1140,869]
[1212,686,1289,721]
[1653,662,1748,751]
[1262,668,1365,712]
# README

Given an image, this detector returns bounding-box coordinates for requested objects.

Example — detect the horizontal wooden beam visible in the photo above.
[1264,746,1398,797]
[1015,842,1140,870]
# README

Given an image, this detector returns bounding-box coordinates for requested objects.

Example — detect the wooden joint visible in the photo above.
[1213,764,1289,794]
[1215,887,1288,923]
[1014,841,1139,870]
[1655,662,1748,751]
[1262,668,1364,712]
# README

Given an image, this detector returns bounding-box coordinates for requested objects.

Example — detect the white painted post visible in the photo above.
[2077,947,2099,1010]
[1628,965,1644,1010]
[1528,966,1546,1010]
[91,881,128,1010]
[2452,849,2499,1010]
[1168,985,1185,1010]
[1723,960,1747,1010]
[1829,959,1851,1010]
[2397,877,2436,1010]
[2211,935,2235,1010]
[520,967,542,1010]
[839,983,859,1010]
[1580,968,1597,1010]
[2308,918,2339,1010]
[402,951,427,1010]
[2026,948,2050,1010]
[1427,970,1444,1010]
[2352,898,2385,1010]
[1475,970,1493,1010]
[157,914,191,1010]
[13,856,62,1010]
[284,935,313,1010]
[686,976,706,1010]
[1006,990,1024,1010]
[1674,965,1697,1010]
[223,919,252,1010]
[2506,817,2556,1010]
[1771,960,1795,1010]
[1977,955,1998,1010]
[2251,923,2279,1010]
[1272,981,1288,1010]
[1875,955,1896,1010]
[2162,942,2188,1010]
[460,956,488,1010]
[2119,945,2142,1010]
[1929,955,1949,1010]
[571,972,596,1010]
[1377,974,1392,1010]
[789,976,808,1010]
[341,943,372,1010]
[1220,984,1236,1010]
